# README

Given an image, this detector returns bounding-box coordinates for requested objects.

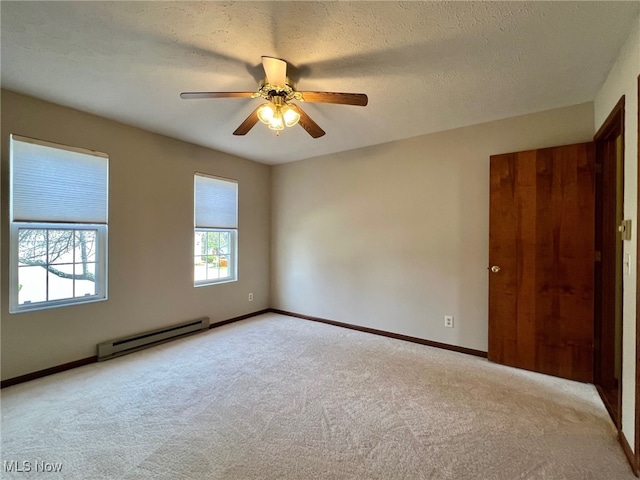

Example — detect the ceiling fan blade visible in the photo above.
[299,92,368,106]
[180,92,255,99]
[291,105,325,138]
[233,106,261,136]
[262,56,287,87]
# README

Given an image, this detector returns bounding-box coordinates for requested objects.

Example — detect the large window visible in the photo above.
[194,174,238,286]
[9,135,108,313]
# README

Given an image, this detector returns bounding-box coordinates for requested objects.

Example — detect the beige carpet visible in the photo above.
[1,313,635,479]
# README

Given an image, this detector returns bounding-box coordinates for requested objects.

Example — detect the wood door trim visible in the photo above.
[636,74,640,474]
[596,95,625,141]
[594,95,625,430]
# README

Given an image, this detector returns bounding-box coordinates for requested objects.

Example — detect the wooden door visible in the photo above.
[488,142,595,382]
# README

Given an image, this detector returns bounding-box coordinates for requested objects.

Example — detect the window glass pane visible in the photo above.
[206,260,216,280]
[75,263,96,297]
[47,230,75,265]
[194,256,207,282]
[219,232,229,254]
[206,252,218,267]
[208,265,221,280]
[48,266,74,301]
[195,231,206,256]
[18,229,47,265]
[74,259,96,282]
[218,255,230,278]
[18,266,46,304]
[203,232,211,256]
[206,231,219,255]
[75,230,96,263]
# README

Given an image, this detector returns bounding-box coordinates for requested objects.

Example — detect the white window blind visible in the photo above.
[11,135,108,223]
[194,174,238,229]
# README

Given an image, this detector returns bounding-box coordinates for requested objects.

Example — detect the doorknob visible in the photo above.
[491,266,501,273]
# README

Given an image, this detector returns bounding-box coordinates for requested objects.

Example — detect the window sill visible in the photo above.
[194,278,237,288]
[10,296,108,314]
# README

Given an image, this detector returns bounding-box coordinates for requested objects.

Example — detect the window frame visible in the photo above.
[9,134,109,314]
[9,222,108,313]
[193,173,238,287]
[193,227,238,287]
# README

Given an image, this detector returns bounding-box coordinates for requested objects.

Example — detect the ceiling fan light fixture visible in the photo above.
[268,109,285,131]
[258,98,297,131]
[257,103,275,124]
[281,104,301,127]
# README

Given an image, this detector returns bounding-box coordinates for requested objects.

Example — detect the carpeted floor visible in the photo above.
[1,313,635,479]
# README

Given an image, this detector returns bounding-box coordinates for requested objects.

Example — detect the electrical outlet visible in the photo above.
[444,315,454,328]
[248,293,254,301]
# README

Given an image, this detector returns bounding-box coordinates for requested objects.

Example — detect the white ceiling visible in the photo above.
[2,1,639,165]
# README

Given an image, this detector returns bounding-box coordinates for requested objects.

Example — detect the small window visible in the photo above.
[9,135,108,313]
[194,174,238,286]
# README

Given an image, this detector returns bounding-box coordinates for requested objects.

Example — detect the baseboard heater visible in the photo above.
[97,317,210,361]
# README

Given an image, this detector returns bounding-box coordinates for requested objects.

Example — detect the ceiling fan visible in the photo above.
[180,56,368,138]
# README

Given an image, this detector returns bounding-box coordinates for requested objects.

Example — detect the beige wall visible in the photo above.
[594,15,640,454]
[271,103,594,352]
[1,90,271,380]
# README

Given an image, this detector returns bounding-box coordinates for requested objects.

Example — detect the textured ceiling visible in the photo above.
[2,1,639,165]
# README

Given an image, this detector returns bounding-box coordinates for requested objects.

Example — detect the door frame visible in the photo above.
[635,74,640,475]
[594,95,625,428]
